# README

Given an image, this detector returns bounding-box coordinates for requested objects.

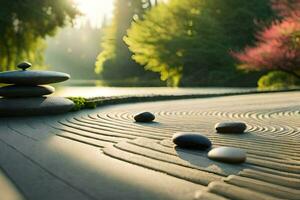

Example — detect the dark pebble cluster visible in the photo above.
[134,112,247,164]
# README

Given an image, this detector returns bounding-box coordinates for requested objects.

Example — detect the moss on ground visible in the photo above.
[67,97,97,111]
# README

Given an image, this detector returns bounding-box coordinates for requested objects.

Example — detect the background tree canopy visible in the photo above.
[2,0,296,88]
[124,0,274,86]
[0,0,79,71]
[95,0,161,82]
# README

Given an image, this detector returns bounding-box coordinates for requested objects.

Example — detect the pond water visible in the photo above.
[54,86,257,98]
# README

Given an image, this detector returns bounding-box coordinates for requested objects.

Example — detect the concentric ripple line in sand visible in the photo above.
[10,91,299,200]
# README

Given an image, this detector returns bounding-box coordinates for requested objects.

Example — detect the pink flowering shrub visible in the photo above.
[233,0,300,79]
[272,0,300,18]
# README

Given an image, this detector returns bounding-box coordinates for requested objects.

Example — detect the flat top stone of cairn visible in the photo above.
[0,62,70,85]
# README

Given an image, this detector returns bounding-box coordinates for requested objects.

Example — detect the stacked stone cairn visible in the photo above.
[0,62,74,116]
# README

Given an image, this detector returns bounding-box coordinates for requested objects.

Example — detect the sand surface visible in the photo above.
[0,92,299,200]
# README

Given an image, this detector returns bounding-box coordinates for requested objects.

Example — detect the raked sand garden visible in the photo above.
[0,91,299,200]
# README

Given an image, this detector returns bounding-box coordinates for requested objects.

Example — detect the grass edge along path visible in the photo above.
[67,88,300,112]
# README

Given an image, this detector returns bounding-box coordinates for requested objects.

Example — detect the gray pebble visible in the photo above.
[208,147,246,163]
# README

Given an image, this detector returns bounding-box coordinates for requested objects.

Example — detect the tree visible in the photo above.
[125,0,227,86]
[272,0,300,18]
[0,0,79,71]
[205,0,274,50]
[95,0,159,80]
[233,0,300,79]
[125,0,274,86]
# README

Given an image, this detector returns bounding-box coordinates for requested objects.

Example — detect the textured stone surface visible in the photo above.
[215,122,247,133]
[0,70,70,85]
[172,132,212,150]
[208,147,246,163]
[0,85,55,97]
[134,112,155,122]
[0,97,74,116]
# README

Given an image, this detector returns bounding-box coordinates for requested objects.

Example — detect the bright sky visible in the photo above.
[73,0,114,29]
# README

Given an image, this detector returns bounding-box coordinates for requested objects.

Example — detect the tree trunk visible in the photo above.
[147,0,152,8]
[3,40,10,71]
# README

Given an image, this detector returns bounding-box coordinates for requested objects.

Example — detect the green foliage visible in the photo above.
[95,0,160,81]
[85,101,97,109]
[0,0,79,71]
[68,97,86,111]
[126,0,225,86]
[207,0,274,50]
[125,0,274,86]
[258,71,299,90]
[68,97,97,111]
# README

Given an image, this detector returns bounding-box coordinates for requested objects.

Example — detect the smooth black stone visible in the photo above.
[172,133,212,150]
[0,97,74,116]
[215,122,247,133]
[0,85,55,97]
[0,70,70,85]
[17,61,32,71]
[134,112,155,122]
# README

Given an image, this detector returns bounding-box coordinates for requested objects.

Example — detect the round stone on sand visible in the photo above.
[0,85,55,97]
[172,132,212,150]
[134,112,155,122]
[215,122,247,133]
[0,97,74,116]
[0,70,70,85]
[208,147,246,163]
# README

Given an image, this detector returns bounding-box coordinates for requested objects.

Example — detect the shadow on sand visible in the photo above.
[174,146,246,176]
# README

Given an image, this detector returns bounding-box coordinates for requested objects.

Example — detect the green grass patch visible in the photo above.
[68,97,97,111]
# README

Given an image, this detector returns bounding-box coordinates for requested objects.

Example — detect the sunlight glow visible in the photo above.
[73,0,113,29]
